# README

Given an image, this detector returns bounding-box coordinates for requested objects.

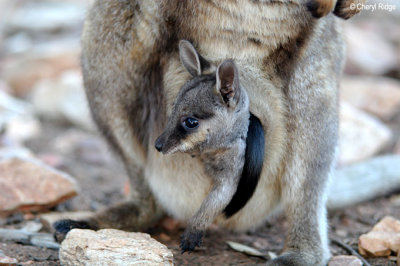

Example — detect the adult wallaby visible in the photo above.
[54,0,362,264]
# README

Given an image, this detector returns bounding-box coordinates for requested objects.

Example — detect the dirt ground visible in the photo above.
[0,119,399,265]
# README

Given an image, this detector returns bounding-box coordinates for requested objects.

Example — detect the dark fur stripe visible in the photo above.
[223,113,265,218]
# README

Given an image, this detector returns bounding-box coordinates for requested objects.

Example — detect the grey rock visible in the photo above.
[328,155,400,209]
[0,90,41,145]
[30,70,95,131]
[340,76,400,121]
[328,255,362,266]
[0,228,60,250]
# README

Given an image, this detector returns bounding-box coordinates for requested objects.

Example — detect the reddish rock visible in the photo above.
[340,76,400,121]
[160,216,181,232]
[328,255,362,266]
[344,25,398,75]
[359,216,400,257]
[359,232,393,257]
[372,216,400,233]
[123,179,130,197]
[0,158,79,217]
[1,51,80,98]
[158,233,171,242]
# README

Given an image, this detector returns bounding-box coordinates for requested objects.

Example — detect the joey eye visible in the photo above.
[181,117,199,130]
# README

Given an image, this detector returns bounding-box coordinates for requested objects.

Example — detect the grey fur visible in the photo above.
[156,42,249,252]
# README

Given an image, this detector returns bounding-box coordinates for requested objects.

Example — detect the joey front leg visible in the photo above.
[180,177,239,253]
[180,148,244,253]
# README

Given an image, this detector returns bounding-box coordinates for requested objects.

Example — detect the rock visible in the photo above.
[1,32,33,55]
[338,102,392,166]
[30,70,94,131]
[340,76,400,121]
[3,115,41,146]
[17,261,34,266]
[3,1,85,36]
[394,140,400,155]
[359,216,400,257]
[0,158,79,217]
[0,90,40,145]
[50,129,112,165]
[40,211,93,230]
[328,155,400,209]
[344,24,398,75]
[372,216,400,233]
[160,217,181,232]
[21,221,43,233]
[0,147,35,161]
[359,232,394,257]
[0,228,60,250]
[59,229,174,266]
[0,249,18,265]
[328,255,362,266]
[123,179,131,197]
[2,48,80,97]
[0,249,18,266]
[36,153,65,169]
[0,253,18,265]
[158,233,171,242]
[389,194,400,207]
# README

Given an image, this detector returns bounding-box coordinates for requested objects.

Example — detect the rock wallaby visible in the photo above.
[54,0,362,264]
[155,40,264,252]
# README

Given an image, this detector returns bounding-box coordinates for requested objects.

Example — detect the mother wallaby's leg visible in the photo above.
[54,153,164,240]
[54,0,167,238]
[266,17,343,266]
[54,83,165,238]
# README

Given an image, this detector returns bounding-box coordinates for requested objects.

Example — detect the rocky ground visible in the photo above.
[0,0,400,265]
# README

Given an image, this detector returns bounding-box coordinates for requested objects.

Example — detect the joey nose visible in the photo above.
[155,138,163,152]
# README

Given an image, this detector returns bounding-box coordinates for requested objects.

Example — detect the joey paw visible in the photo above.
[180,230,204,253]
[53,219,93,242]
[266,250,327,266]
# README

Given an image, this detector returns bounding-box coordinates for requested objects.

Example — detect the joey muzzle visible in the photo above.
[155,131,178,154]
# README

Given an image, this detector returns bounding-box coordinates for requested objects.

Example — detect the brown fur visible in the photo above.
[334,0,366,19]
[54,0,359,265]
[307,0,337,18]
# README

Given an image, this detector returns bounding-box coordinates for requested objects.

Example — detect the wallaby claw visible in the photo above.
[53,219,93,242]
[180,230,204,253]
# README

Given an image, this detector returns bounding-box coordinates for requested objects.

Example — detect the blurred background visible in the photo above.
[0,0,399,265]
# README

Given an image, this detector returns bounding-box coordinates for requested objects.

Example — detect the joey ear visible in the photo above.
[216,59,240,107]
[179,40,212,77]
